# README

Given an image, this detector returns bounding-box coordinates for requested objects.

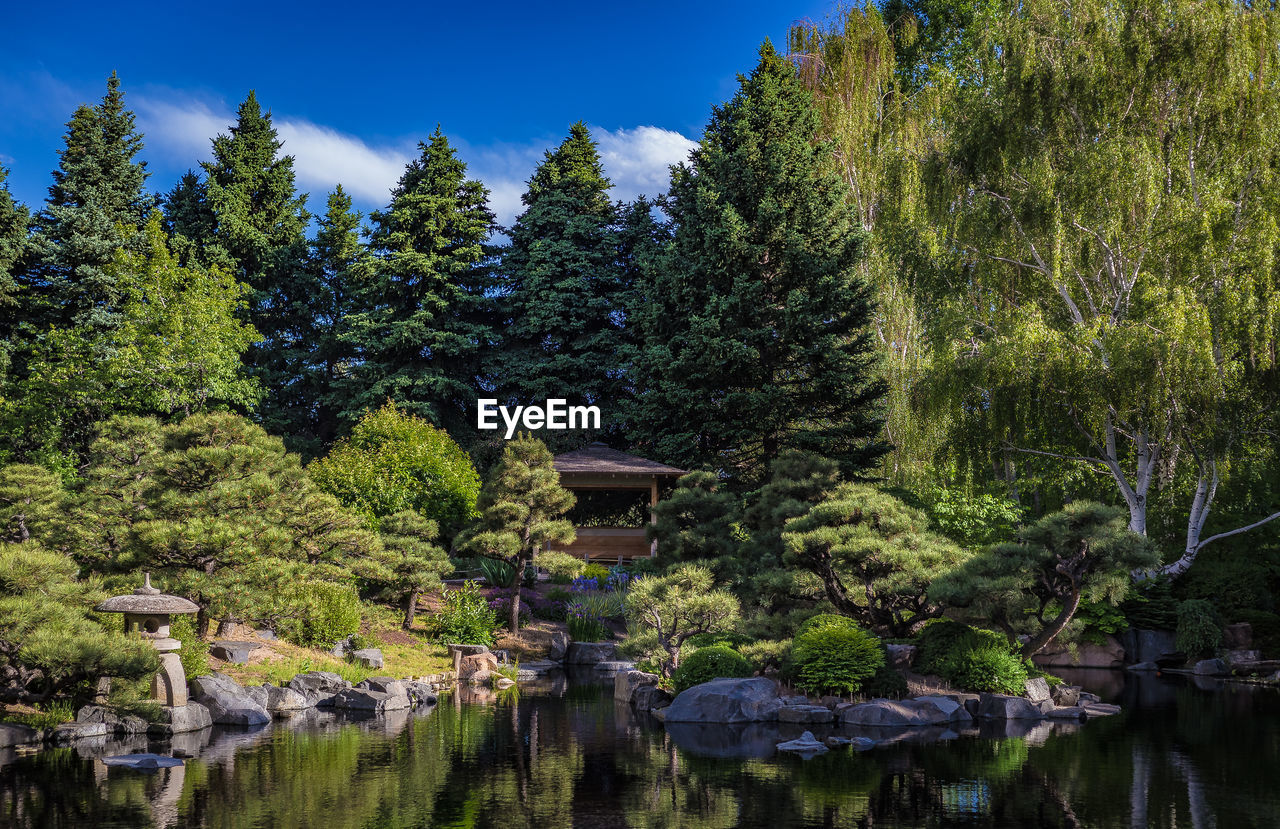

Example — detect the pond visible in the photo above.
[2,669,1277,828]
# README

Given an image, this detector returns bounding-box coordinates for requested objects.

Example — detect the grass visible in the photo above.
[0,700,75,730]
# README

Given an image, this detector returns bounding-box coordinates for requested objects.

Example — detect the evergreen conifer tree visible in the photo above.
[26,73,152,332]
[497,123,624,413]
[341,128,496,437]
[0,167,28,309]
[628,43,887,484]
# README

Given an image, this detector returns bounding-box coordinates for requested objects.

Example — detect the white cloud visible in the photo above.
[133,95,697,227]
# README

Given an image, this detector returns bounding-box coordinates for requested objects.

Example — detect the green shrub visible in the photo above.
[1120,580,1179,630]
[796,612,858,636]
[914,620,996,674]
[672,644,754,693]
[169,614,209,680]
[738,638,791,673]
[580,563,611,590]
[790,623,885,695]
[433,581,499,646]
[279,582,362,648]
[1234,610,1280,656]
[862,659,909,699]
[479,558,516,588]
[949,647,1029,695]
[534,551,584,584]
[1176,599,1221,658]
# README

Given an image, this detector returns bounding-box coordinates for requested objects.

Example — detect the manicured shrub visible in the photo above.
[672,644,754,693]
[279,582,362,649]
[862,660,909,699]
[796,612,858,636]
[433,581,499,646]
[949,647,1029,695]
[790,622,885,695]
[914,619,1008,675]
[1176,599,1221,658]
[579,563,611,590]
[534,551,584,584]
[738,638,791,673]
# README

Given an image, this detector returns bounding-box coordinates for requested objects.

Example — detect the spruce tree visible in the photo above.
[497,123,624,412]
[342,128,496,438]
[628,43,887,485]
[26,73,152,332]
[0,167,27,309]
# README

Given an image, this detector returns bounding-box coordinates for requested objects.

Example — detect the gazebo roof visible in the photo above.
[553,443,685,477]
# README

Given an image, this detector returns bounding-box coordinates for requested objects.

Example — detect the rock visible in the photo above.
[593,660,635,674]
[663,678,782,723]
[101,753,184,770]
[458,651,499,682]
[256,629,278,642]
[189,672,243,698]
[197,688,270,727]
[356,677,409,696]
[885,644,918,670]
[1083,702,1121,717]
[495,678,516,690]
[244,686,269,708]
[330,636,354,657]
[633,685,673,712]
[547,631,571,662]
[352,648,384,669]
[1047,706,1089,721]
[262,685,309,715]
[565,642,620,665]
[147,702,213,735]
[76,705,149,735]
[977,693,1046,720]
[1051,685,1081,707]
[615,670,660,704]
[1023,678,1052,703]
[1224,622,1253,650]
[1121,628,1179,664]
[776,730,828,755]
[1032,635,1125,669]
[404,681,438,707]
[777,705,836,724]
[516,660,561,680]
[827,735,876,750]
[287,671,351,707]
[49,721,110,744]
[1126,661,1159,672]
[332,688,411,714]
[840,696,971,727]
[819,696,843,709]
[1193,658,1228,676]
[209,640,261,665]
[650,706,667,722]
[1226,649,1262,666]
[0,723,42,747]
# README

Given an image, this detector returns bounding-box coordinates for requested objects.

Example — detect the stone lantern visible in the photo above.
[96,573,199,707]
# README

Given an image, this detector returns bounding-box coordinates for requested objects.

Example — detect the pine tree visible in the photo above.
[26,73,152,332]
[497,123,624,412]
[628,43,888,485]
[0,167,28,309]
[456,436,575,632]
[194,92,317,450]
[341,128,496,438]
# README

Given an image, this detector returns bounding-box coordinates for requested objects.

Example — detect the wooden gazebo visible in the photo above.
[550,443,685,564]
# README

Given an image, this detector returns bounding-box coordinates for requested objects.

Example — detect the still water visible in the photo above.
[1,669,1277,828]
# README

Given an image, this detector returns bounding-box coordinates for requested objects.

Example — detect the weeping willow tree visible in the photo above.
[921,0,1280,578]
[788,5,955,491]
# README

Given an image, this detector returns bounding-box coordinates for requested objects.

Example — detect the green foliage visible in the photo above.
[737,639,792,673]
[648,471,742,573]
[627,42,887,484]
[566,615,608,643]
[862,660,909,700]
[479,558,516,589]
[782,483,970,636]
[925,488,1025,549]
[341,129,496,439]
[309,402,480,538]
[371,510,452,629]
[913,620,992,675]
[579,563,610,590]
[277,582,362,649]
[1074,600,1129,645]
[433,581,499,647]
[931,502,1156,656]
[1120,580,1180,631]
[947,647,1029,696]
[790,619,885,696]
[1176,599,1222,659]
[671,645,754,693]
[533,551,584,583]
[0,166,29,308]
[742,451,841,572]
[625,564,741,679]
[456,437,575,632]
[169,614,208,680]
[0,541,158,703]
[1233,610,1280,657]
[0,699,76,730]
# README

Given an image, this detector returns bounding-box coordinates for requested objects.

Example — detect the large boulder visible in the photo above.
[352,648,384,670]
[356,677,409,696]
[1120,628,1179,665]
[458,651,499,683]
[565,642,619,665]
[197,689,270,727]
[1023,678,1052,703]
[1032,635,1125,669]
[840,697,970,727]
[977,693,1047,720]
[1193,658,1228,676]
[615,670,660,704]
[287,671,351,707]
[548,631,571,662]
[777,705,835,724]
[148,702,213,736]
[76,705,149,735]
[48,721,110,744]
[633,685,673,712]
[885,644,918,670]
[403,681,439,707]
[663,678,781,723]
[0,723,41,748]
[262,685,309,715]
[332,688,411,714]
[1051,685,1081,707]
[210,640,261,665]
[776,730,828,756]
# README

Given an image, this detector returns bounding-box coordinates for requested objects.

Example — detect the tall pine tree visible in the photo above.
[496,123,625,414]
[0,167,27,310]
[628,43,887,485]
[26,73,152,333]
[341,128,496,439]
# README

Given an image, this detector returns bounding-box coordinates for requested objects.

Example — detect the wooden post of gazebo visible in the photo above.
[550,442,685,564]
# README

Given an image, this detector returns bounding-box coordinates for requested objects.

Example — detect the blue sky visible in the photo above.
[1,0,833,225]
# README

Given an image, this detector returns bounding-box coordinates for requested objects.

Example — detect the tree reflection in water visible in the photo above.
[1,672,1277,828]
